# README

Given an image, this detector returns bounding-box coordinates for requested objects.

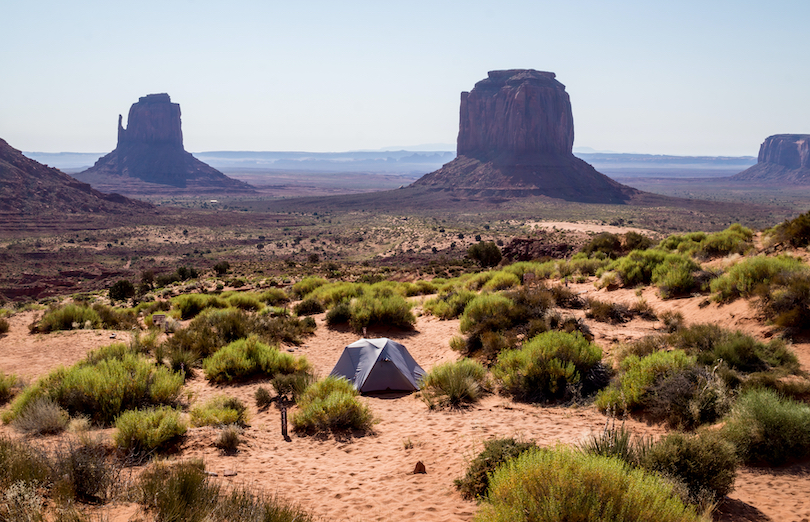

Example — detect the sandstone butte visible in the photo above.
[75,93,254,195]
[414,69,638,204]
[733,134,810,183]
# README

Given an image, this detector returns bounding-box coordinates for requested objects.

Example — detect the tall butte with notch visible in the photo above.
[414,70,637,203]
[75,93,254,194]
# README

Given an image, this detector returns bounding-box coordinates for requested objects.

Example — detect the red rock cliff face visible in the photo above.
[118,93,183,148]
[733,134,810,183]
[757,135,810,169]
[457,70,574,161]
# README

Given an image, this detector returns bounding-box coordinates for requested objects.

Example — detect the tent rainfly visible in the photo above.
[329,338,426,393]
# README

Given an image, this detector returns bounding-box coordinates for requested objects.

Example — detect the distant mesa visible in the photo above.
[413,70,637,203]
[732,134,810,183]
[0,137,149,216]
[74,94,254,195]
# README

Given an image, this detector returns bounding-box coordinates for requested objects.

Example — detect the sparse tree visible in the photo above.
[109,280,136,302]
[468,242,502,268]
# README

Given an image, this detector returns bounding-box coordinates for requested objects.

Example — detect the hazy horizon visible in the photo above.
[2,1,808,157]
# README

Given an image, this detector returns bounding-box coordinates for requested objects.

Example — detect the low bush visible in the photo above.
[255,386,273,408]
[0,436,51,490]
[481,271,520,292]
[642,366,731,430]
[11,396,69,435]
[579,422,643,465]
[173,293,228,320]
[0,316,8,334]
[293,297,325,316]
[605,250,699,289]
[493,331,605,403]
[756,269,810,333]
[202,336,311,383]
[710,255,808,302]
[227,293,264,311]
[468,241,502,267]
[476,446,708,522]
[0,371,20,404]
[307,281,365,308]
[586,298,631,324]
[36,303,101,332]
[581,232,623,258]
[771,210,810,247]
[722,388,810,465]
[596,350,696,412]
[258,288,290,306]
[641,430,738,502]
[271,371,314,402]
[454,437,538,500]
[419,359,489,409]
[190,396,249,427]
[114,406,187,456]
[168,347,200,378]
[348,293,415,332]
[290,276,328,299]
[292,376,375,434]
[216,424,243,454]
[137,459,314,522]
[324,300,352,326]
[50,437,119,504]
[460,293,517,339]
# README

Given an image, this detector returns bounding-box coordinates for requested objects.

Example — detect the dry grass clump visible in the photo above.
[215,424,243,454]
[292,376,375,435]
[475,445,709,522]
[586,298,632,324]
[190,395,249,427]
[11,396,69,435]
[0,371,21,404]
[419,358,489,409]
[113,406,187,457]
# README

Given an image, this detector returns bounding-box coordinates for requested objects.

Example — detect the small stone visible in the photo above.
[222,470,237,477]
[205,471,218,477]
[413,461,426,474]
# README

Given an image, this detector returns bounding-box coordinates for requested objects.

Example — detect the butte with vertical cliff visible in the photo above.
[732,134,810,183]
[413,70,637,203]
[75,93,254,195]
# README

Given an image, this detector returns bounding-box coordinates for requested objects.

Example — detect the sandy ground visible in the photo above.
[1,287,810,521]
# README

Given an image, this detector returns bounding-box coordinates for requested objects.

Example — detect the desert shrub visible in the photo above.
[566,254,611,277]
[606,250,699,289]
[271,371,314,402]
[549,284,586,309]
[257,288,290,306]
[460,293,516,337]
[167,348,199,378]
[255,386,273,408]
[493,331,604,403]
[190,396,248,427]
[710,254,808,301]
[424,290,477,320]
[771,209,810,247]
[215,424,242,454]
[348,293,415,332]
[596,350,696,412]
[137,459,314,522]
[476,446,707,522]
[669,323,799,377]
[616,335,669,362]
[290,276,328,299]
[658,231,707,253]
[226,293,264,312]
[481,271,520,292]
[0,371,20,404]
[109,279,136,302]
[581,232,623,258]
[642,367,731,430]
[0,436,51,490]
[468,241,502,267]
[130,329,159,354]
[292,376,375,434]
[113,406,187,456]
[50,437,119,504]
[0,316,8,335]
[1,481,44,522]
[454,437,538,500]
[641,430,738,502]
[213,261,231,275]
[624,231,655,252]
[173,293,228,320]
[37,303,101,333]
[722,388,810,465]
[464,271,495,291]
[756,269,810,332]
[12,396,69,435]
[4,352,183,426]
[91,302,138,329]
[579,422,644,465]
[202,337,311,383]
[504,285,555,321]
[307,281,365,307]
[324,300,352,326]
[293,297,324,316]
[653,258,700,298]
[696,224,753,259]
[661,310,685,332]
[419,358,489,409]
[586,298,631,324]
[501,260,557,281]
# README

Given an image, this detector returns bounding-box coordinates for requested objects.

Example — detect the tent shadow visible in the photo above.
[362,390,415,400]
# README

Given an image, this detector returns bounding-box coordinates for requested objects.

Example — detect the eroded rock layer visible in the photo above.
[733,134,810,183]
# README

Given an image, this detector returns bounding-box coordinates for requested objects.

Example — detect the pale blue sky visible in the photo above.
[1,0,807,156]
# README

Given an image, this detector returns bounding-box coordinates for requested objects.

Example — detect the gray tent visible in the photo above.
[329,338,426,393]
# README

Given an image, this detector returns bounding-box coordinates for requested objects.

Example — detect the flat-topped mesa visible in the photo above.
[117,93,183,148]
[457,70,574,162]
[733,134,810,183]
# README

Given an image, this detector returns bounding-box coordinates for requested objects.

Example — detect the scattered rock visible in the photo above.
[413,461,426,474]
[222,470,237,477]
